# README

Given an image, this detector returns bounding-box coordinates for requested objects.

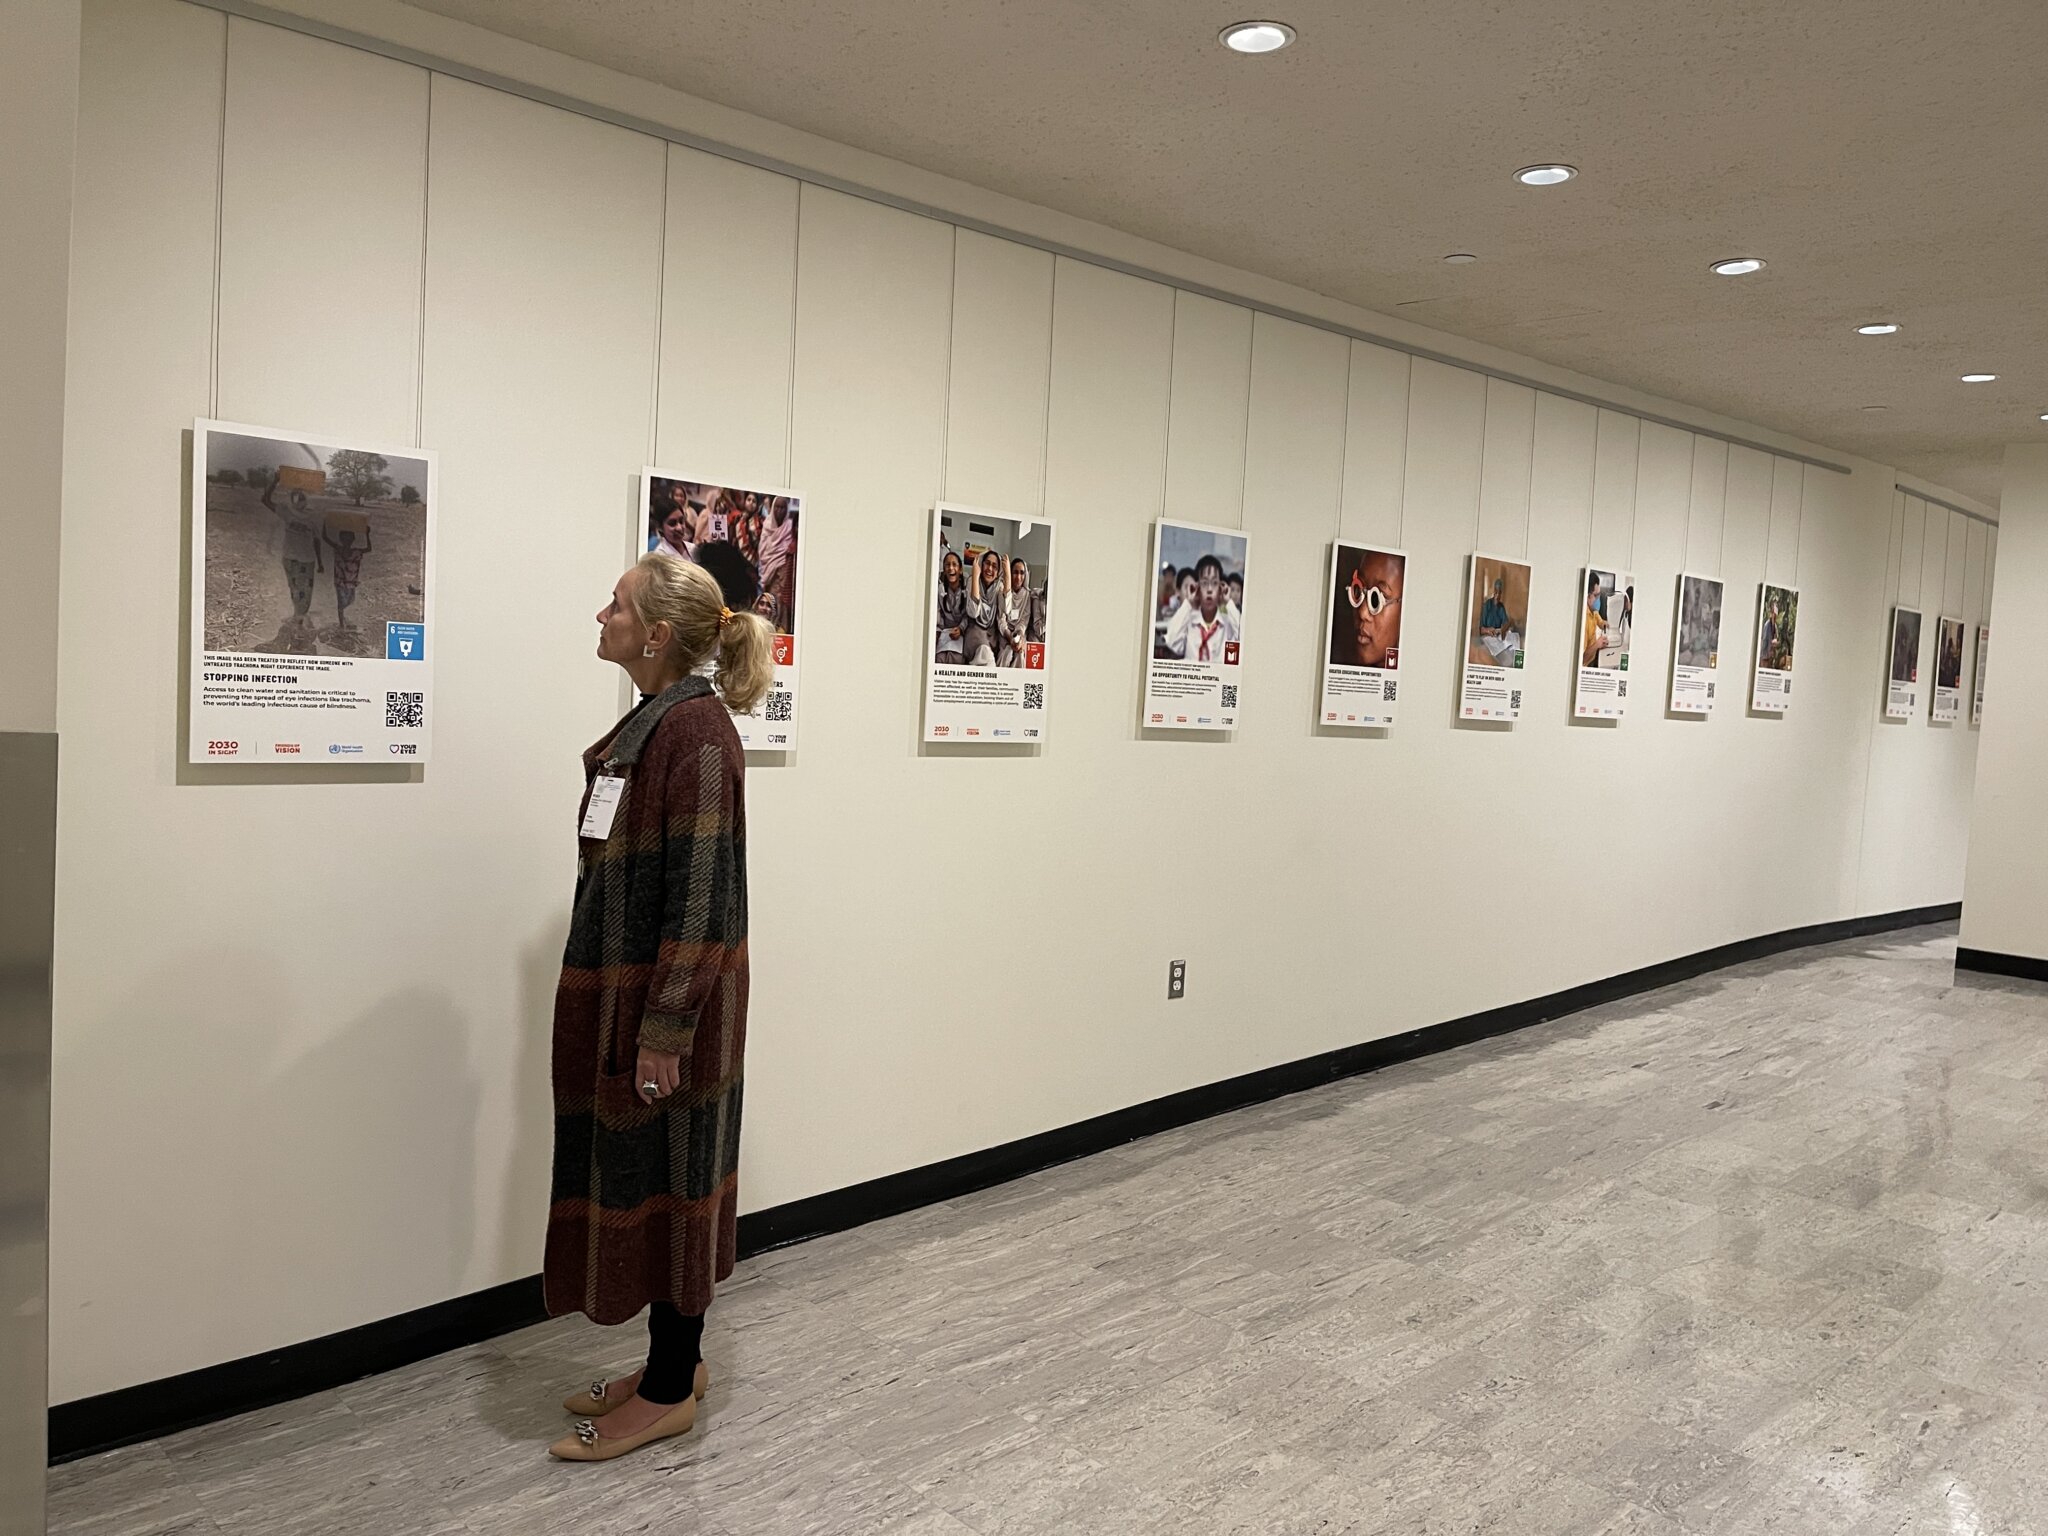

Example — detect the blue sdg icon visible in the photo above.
[386,622,426,662]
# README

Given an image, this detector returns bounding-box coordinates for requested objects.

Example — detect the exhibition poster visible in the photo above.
[1886,605,1922,719]
[643,469,803,749]
[1750,583,1800,713]
[1931,615,1965,723]
[1573,567,1634,720]
[1319,543,1405,728]
[923,503,1053,742]
[1669,572,1725,715]
[190,419,436,763]
[1459,552,1531,721]
[1145,519,1250,730]
[1972,624,1989,726]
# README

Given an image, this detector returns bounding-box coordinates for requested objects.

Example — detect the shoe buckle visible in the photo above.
[574,1419,599,1447]
[589,1379,608,1403]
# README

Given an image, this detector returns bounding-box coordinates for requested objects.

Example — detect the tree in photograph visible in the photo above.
[398,484,420,507]
[247,464,274,487]
[214,469,243,485]
[326,449,394,506]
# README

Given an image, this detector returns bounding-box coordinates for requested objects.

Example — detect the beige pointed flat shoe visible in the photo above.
[562,1360,708,1417]
[548,1394,696,1462]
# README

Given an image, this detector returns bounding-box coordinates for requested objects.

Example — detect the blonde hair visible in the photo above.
[631,553,777,716]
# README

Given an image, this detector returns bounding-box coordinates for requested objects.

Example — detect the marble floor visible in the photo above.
[48,925,2048,1535]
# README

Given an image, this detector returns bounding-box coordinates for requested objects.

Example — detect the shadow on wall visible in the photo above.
[58,953,483,1358]
[499,925,565,1283]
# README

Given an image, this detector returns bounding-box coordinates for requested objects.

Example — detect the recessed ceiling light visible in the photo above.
[1442,252,1478,264]
[2040,412,2048,422]
[1514,164,1577,186]
[1219,20,1295,53]
[1960,373,1998,383]
[1856,323,1900,335]
[1710,257,1766,276]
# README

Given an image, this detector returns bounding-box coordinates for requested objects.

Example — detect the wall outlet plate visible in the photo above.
[1168,959,1186,999]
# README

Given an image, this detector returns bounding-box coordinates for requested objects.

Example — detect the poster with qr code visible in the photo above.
[189,419,437,762]
[1459,552,1530,721]
[1320,542,1404,728]
[1145,518,1249,731]
[1669,572,1724,715]
[1573,567,1634,721]
[1750,583,1799,713]
[641,468,804,749]
[923,503,1054,743]
[1971,624,1988,725]
[1931,615,1965,723]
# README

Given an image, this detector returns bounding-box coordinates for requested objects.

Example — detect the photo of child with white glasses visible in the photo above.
[1320,543,1406,728]
[1327,544,1405,669]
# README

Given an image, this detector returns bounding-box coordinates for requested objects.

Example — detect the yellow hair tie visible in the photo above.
[718,606,733,629]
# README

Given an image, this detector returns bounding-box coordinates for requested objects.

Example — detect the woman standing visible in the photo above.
[546,552,773,1463]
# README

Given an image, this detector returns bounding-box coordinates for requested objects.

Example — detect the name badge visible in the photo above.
[580,774,626,840]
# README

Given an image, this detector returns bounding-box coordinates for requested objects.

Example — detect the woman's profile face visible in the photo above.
[595,568,649,663]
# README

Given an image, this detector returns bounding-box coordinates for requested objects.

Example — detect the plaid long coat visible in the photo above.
[545,677,748,1323]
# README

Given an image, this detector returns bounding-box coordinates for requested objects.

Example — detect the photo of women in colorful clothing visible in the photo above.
[200,428,428,657]
[643,475,801,644]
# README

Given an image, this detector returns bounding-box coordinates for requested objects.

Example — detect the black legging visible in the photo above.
[639,1303,704,1405]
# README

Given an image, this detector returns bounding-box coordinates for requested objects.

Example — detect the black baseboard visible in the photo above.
[51,900,1958,1464]
[1955,945,2048,983]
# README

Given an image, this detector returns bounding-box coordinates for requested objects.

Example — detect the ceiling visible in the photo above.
[401,0,2048,507]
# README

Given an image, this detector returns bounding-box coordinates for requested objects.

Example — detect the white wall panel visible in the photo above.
[1161,290,1252,528]
[215,18,426,441]
[51,0,227,1401]
[1338,342,1410,548]
[942,228,1053,513]
[747,185,959,1204]
[655,146,798,485]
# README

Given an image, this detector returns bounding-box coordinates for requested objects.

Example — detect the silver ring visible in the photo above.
[641,1081,661,1096]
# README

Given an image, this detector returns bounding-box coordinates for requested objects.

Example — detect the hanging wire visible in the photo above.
[208,18,231,418]
[782,186,803,488]
[1234,313,1255,529]
[1395,353,1414,548]
[1471,377,1492,549]
[644,140,668,467]
[1035,257,1057,517]
[414,75,435,449]
[935,223,958,503]
[1333,341,1354,541]
[1155,288,1180,518]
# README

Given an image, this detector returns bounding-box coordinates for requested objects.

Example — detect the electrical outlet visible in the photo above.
[1168,959,1186,1000]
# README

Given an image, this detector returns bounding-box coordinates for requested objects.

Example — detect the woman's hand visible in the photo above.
[636,1044,682,1105]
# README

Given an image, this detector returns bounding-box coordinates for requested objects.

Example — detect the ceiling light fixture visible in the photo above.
[1710,257,1766,276]
[1442,252,1478,264]
[1960,373,1998,383]
[1856,323,1900,335]
[1514,164,1577,186]
[1862,405,1889,412]
[1219,20,1295,53]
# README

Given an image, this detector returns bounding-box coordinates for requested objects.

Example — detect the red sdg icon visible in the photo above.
[1023,643,1046,669]
[772,635,794,665]
[1223,641,1241,664]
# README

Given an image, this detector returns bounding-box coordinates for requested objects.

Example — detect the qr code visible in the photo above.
[1617,680,1628,699]
[1509,690,1522,712]
[385,691,424,728]
[1022,683,1045,710]
[765,691,794,723]
[1220,685,1239,708]
[1706,682,1717,700]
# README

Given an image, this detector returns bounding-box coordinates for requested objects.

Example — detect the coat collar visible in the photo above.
[591,675,714,771]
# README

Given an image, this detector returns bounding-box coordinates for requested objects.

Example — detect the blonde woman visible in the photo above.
[545,552,773,1462]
